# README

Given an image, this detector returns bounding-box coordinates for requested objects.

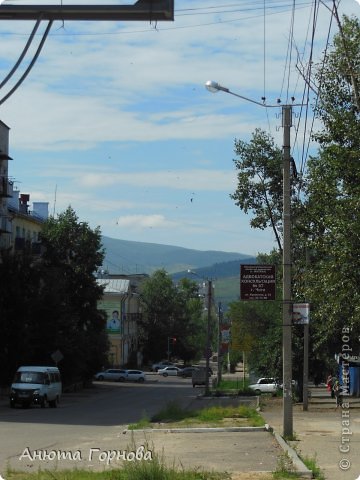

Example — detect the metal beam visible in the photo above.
[0,0,174,21]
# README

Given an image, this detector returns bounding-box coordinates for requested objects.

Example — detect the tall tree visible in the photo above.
[0,206,109,386]
[296,15,360,360]
[138,270,207,363]
[36,206,108,383]
[230,129,284,252]
[228,250,283,378]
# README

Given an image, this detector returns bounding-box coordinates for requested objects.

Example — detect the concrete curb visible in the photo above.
[273,431,313,478]
[122,423,313,477]
[124,426,267,433]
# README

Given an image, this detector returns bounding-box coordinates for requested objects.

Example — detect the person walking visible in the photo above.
[333,379,342,409]
[326,374,335,398]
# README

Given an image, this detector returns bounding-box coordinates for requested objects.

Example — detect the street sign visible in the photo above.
[240,264,276,300]
[292,303,310,324]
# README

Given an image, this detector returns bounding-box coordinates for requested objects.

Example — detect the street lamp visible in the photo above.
[188,270,213,396]
[205,80,294,437]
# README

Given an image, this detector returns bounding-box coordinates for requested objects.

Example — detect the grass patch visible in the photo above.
[301,455,325,479]
[5,465,229,480]
[151,401,197,423]
[129,401,264,429]
[5,446,230,480]
[217,378,250,390]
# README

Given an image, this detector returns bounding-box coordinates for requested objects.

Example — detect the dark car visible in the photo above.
[177,367,198,378]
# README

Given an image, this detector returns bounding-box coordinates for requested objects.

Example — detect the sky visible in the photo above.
[0,0,359,260]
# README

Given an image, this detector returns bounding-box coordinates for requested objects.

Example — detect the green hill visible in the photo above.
[101,236,254,275]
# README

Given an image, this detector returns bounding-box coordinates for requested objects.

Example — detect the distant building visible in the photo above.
[96,274,148,367]
[9,191,49,254]
[0,121,49,254]
[0,120,13,251]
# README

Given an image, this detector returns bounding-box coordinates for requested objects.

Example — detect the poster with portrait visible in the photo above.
[98,300,123,335]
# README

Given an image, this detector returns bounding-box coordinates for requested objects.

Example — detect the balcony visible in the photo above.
[0,177,11,197]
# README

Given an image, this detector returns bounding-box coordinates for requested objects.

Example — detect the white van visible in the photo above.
[10,366,62,408]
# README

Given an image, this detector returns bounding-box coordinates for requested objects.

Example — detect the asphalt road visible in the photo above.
[0,375,194,468]
[0,375,281,476]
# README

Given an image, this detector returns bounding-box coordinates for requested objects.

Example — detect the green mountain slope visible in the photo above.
[101,236,254,275]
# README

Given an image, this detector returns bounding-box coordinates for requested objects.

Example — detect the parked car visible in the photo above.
[177,366,198,378]
[125,370,146,382]
[249,377,279,395]
[158,366,181,376]
[151,361,175,372]
[94,369,127,382]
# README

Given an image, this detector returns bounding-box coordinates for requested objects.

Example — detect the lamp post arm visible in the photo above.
[226,90,267,108]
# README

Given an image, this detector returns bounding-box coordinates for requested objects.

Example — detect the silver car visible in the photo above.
[125,370,146,382]
[94,369,127,382]
[158,366,181,377]
[249,377,279,395]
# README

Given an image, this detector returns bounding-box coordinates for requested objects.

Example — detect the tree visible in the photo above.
[36,206,109,383]
[0,249,41,384]
[229,16,360,385]
[230,129,284,252]
[0,206,109,386]
[138,270,207,364]
[227,250,283,378]
[295,15,360,363]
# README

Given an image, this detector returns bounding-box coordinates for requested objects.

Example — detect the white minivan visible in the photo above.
[10,366,62,408]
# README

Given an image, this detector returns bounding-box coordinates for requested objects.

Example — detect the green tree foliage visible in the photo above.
[229,15,360,383]
[230,129,284,251]
[0,250,41,384]
[138,270,206,363]
[0,206,108,386]
[296,15,360,360]
[228,250,283,379]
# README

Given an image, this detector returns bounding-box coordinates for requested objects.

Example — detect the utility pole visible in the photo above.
[282,105,293,438]
[205,280,212,396]
[205,81,299,437]
[217,302,222,385]
[303,248,310,411]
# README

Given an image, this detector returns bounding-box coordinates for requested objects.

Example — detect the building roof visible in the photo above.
[97,278,130,294]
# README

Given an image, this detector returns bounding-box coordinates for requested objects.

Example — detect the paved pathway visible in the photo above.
[261,388,360,480]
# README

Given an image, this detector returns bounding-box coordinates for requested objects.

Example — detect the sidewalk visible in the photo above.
[261,388,360,480]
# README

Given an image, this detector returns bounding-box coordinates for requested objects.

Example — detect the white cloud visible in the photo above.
[1,0,358,256]
[79,169,236,191]
[116,214,175,230]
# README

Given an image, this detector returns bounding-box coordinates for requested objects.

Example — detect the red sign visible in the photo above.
[240,264,276,300]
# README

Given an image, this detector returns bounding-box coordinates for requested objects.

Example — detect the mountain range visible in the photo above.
[101,236,258,307]
[101,236,256,275]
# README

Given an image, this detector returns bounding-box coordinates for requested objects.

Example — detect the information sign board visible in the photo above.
[240,264,276,300]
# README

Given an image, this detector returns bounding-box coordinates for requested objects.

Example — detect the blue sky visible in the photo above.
[0,0,359,257]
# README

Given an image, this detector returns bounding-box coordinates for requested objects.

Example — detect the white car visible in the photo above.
[158,366,181,377]
[94,369,127,382]
[151,361,175,372]
[125,370,146,382]
[249,377,279,395]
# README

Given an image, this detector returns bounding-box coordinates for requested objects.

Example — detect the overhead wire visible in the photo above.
[0,20,53,106]
[295,0,337,193]
[0,16,42,90]
[290,0,320,185]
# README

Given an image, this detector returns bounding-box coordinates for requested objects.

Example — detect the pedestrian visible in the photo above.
[326,374,334,398]
[333,379,342,409]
